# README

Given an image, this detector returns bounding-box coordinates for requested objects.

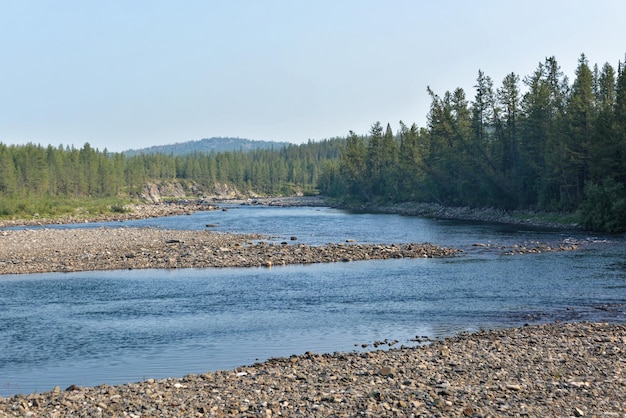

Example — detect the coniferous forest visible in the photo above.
[324,54,626,233]
[1,54,626,232]
[0,139,343,213]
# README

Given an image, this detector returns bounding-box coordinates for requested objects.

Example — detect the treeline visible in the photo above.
[0,139,342,204]
[320,54,626,232]
[167,139,342,195]
[3,53,626,231]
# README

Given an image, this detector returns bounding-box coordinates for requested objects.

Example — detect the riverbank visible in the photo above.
[0,196,327,230]
[339,200,582,230]
[0,201,220,229]
[214,196,581,230]
[0,196,581,231]
[1,321,623,417]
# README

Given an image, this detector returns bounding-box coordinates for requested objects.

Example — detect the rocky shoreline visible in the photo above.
[0,201,221,230]
[2,198,622,417]
[213,195,328,207]
[1,322,624,417]
[0,227,459,275]
[0,196,327,230]
[0,196,580,231]
[340,201,583,230]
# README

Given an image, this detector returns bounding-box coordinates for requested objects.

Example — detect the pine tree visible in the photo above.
[340,131,367,199]
[0,144,17,195]
[380,123,399,200]
[564,54,595,203]
[424,88,460,204]
[472,70,495,144]
[590,62,616,181]
[398,121,424,200]
[366,122,385,199]
[614,59,626,184]
[495,73,522,205]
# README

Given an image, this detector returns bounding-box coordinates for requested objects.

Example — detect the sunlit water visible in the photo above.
[1,205,625,396]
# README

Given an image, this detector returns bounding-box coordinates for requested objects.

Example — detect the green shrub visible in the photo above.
[0,196,134,221]
[0,200,16,216]
[579,178,626,233]
[110,204,128,213]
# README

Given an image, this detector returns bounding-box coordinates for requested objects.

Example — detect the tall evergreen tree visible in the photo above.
[340,131,367,199]
[564,54,595,204]
[398,121,424,200]
[425,88,458,203]
[520,57,569,209]
[0,144,17,195]
[590,62,617,181]
[614,59,626,184]
[366,122,385,199]
[380,123,399,200]
[495,72,522,205]
[471,70,495,144]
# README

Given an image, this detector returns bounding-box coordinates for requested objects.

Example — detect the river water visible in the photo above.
[1,205,625,396]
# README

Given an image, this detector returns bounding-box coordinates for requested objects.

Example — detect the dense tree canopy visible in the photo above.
[323,54,626,232]
[0,140,342,203]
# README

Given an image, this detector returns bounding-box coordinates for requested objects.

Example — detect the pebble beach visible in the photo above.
[1,202,624,417]
[0,322,624,417]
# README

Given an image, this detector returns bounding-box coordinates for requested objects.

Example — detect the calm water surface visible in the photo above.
[1,205,625,396]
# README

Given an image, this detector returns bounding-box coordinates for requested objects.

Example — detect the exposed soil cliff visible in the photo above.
[142,180,243,203]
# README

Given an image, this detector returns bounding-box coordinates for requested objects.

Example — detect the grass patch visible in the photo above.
[0,196,135,221]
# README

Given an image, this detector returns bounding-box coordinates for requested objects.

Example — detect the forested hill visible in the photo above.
[2,53,626,232]
[124,137,290,156]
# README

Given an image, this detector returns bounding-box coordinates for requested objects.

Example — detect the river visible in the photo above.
[1,204,624,396]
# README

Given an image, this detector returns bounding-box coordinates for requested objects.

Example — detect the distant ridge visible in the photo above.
[123,137,290,156]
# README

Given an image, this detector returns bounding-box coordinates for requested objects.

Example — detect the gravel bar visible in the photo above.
[0,227,459,275]
[0,322,623,417]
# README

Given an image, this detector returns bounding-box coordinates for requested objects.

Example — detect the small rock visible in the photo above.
[462,406,475,416]
[379,366,395,377]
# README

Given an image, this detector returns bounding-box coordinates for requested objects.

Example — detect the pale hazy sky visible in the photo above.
[1,0,625,152]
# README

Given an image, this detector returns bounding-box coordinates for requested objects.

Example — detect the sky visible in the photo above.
[1,0,625,152]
